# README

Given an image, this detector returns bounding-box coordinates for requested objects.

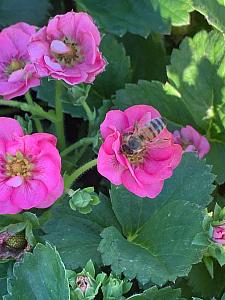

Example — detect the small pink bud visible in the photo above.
[212,226,225,245]
[76,275,90,293]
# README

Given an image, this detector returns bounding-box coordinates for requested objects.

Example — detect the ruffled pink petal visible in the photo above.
[121,169,145,197]
[0,82,24,97]
[5,176,23,188]
[198,136,210,159]
[0,32,17,62]
[100,110,129,139]
[33,155,61,191]
[0,180,13,202]
[79,32,96,65]
[122,169,163,198]
[50,40,71,54]
[47,16,63,39]
[5,26,35,58]
[8,69,25,83]
[11,179,48,209]
[213,238,225,245]
[14,22,37,36]
[0,199,22,214]
[28,28,50,62]
[50,71,87,85]
[74,12,101,45]
[57,12,78,40]
[44,55,63,72]
[35,176,64,208]
[0,118,23,141]
[124,105,161,127]
[97,145,125,185]
[2,77,40,100]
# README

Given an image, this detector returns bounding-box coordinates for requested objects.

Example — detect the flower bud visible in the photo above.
[0,231,30,260]
[212,225,225,245]
[69,187,100,214]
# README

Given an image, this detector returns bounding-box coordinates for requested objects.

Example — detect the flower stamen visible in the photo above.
[5,59,25,75]
[51,37,83,67]
[5,152,33,178]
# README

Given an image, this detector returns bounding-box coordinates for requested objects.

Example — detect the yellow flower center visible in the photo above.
[5,152,33,178]
[54,37,83,67]
[6,59,25,75]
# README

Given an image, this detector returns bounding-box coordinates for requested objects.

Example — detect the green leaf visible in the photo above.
[192,0,225,34]
[76,0,169,37]
[0,0,51,26]
[111,154,215,236]
[4,243,69,300]
[99,154,215,285]
[206,141,225,184]
[188,261,225,299]
[122,33,167,83]
[127,286,183,300]
[93,34,131,98]
[114,30,225,134]
[76,0,192,37]
[167,30,225,133]
[113,80,196,128]
[42,194,121,270]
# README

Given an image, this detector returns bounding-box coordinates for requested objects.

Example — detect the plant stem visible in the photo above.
[82,99,94,123]
[25,92,43,132]
[61,137,95,158]
[55,80,66,150]
[65,158,97,189]
[0,99,56,123]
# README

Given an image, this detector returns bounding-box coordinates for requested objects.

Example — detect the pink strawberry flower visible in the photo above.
[28,12,106,85]
[0,22,40,100]
[173,125,210,159]
[0,118,64,214]
[97,105,182,198]
[212,225,225,245]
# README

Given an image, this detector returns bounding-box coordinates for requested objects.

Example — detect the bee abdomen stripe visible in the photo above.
[149,119,161,134]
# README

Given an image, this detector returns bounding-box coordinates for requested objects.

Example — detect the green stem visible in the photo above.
[0,99,56,123]
[55,81,66,150]
[65,158,97,189]
[61,137,95,158]
[72,99,95,164]
[25,92,43,132]
[82,99,94,123]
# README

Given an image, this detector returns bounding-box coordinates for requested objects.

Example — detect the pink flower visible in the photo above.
[173,125,210,159]
[0,118,64,214]
[0,22,40,100]
[28,12,106,85]
[97,105,182,198]
[212,226,225,245]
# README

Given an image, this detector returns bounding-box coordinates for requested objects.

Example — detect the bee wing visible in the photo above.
[147,137,170,149]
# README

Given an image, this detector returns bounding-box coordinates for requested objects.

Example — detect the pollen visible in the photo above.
[5,59,25,75]
[53,37,83,67]
[5,152,33,178]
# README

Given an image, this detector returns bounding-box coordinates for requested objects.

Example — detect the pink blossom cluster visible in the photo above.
[97,105,183,198]
[0,118,63,214]
[173,125,210,159]
[0,12,106,100]
[212,225,225,245]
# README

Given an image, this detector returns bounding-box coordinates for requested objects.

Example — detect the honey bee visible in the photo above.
[121,117,167,164]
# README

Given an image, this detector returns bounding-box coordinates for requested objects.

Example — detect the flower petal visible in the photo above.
[0,118,23,141]
[124,105,161,127]
[11,179,48,209]
[36,176,64,208]
[100,110,129,139]
[97,145,125,185]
